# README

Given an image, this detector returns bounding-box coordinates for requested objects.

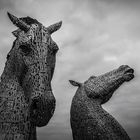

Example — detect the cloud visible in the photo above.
[0,0,13,9]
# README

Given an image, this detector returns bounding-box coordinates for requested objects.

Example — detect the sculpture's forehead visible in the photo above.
[19,16,41,26]
[18,16,47,33]
[14,16,44,33]
[13,24,50,45]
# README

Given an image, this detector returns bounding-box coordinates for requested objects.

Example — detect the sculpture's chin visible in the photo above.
[124,73,134,81]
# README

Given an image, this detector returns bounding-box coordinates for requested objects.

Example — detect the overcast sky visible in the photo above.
[0,0,140,139]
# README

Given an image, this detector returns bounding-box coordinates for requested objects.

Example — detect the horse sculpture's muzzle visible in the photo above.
[122,65,134,81]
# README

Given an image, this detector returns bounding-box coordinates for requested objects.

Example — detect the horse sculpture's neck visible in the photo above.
[71,87,131,140]
[0,60,33,139]
[1,59,17,82]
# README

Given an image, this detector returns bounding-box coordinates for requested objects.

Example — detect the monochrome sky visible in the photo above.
[0,0,140,139]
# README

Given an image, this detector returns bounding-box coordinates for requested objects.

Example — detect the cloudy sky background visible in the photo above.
[0,0,140,139]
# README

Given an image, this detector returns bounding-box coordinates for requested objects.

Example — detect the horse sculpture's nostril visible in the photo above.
[119,65,129,70]
[124,68,134,74]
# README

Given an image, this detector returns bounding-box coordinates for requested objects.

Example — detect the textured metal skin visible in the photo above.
[70,65,134,140]
[0,13,62,140]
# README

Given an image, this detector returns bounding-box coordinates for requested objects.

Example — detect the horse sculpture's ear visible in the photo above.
[46,21,62,34]
[7,12,30,32]
[69,80,82,87]
[88,76,96,80]
[12,29,20,37]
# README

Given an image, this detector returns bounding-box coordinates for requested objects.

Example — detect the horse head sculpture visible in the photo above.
[70,65,134,140]
[0,12,62,140]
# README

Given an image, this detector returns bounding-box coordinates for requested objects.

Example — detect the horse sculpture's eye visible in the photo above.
[19,44,32,55]
[50,42,59,54]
